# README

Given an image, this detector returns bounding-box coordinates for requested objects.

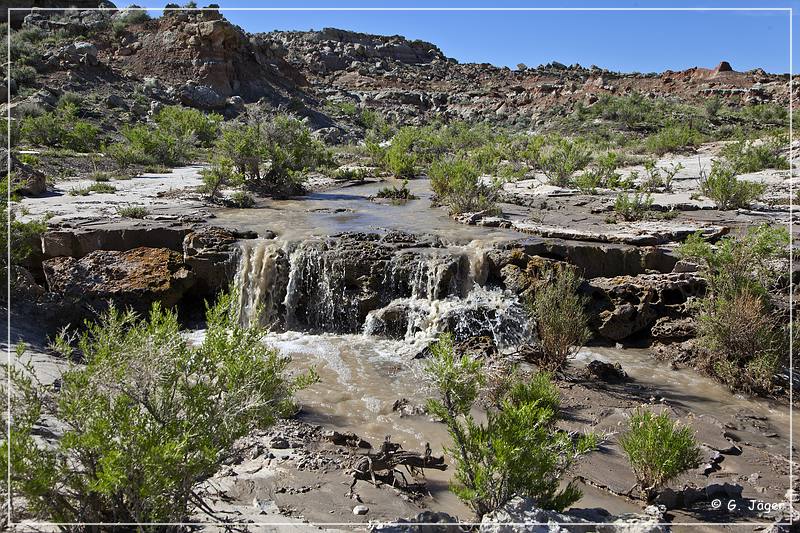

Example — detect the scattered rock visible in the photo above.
[586,360,628,382]
[353,504,369,515]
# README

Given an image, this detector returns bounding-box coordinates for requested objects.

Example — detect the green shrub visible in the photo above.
[116,205,150,218]
[0,178,47,286]
[200,157,241,198]
[620,408,700,501]
[699,161,765,210]
[704,96,723,120]
[228,190,256,208]
[645,124,703,155]
[639,161,683,192]
[539,138,592,187]
[429,158,498,215]
[88,182,116,193]
[529,268,590,371]
[679,225,789,393]
[333,167,369,181]
[425,334,596,519]
[108,124,192,167]
[720,135,789,173]
[735,103,788,127]
[19,104,99,152]
[2,292,314,525]
[614,192,653,221]
[154,105,222,147]
[374,179,417,200]
[575,152,625,193]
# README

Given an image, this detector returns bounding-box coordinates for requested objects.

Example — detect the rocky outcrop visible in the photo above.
[583,273,705,341]
[480,496,667,533]
[3,151,47,196]
[43,247,195,316]
[4,0,115,28]
[182,226,246,293]
[42,222,193,258]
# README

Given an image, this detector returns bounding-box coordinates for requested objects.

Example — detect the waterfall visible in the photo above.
[234,236,532,347]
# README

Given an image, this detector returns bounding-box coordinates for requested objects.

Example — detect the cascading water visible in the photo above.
[234,236,532,347]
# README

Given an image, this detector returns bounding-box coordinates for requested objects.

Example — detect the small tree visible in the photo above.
[2,292,315,527]
[530,268,591,371]
[620,408,700,502]
[699,160,765,210]
[425,334,596,519]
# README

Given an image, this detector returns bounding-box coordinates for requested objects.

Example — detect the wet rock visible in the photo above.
[480,496,667,532]
[323,430,371,449]
[650,315,696,343]
[183,226,251,294]
[43,247,195,316]
[583,273,705,341]
[370,511,463,532]
[586,360,628,382]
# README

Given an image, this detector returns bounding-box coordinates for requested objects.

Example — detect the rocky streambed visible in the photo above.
[9,145,799,531]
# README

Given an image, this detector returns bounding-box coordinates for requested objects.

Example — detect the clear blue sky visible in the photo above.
[144,1,797,74]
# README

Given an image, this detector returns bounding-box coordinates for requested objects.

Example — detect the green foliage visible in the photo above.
[333,167,369,181]
[720,134,789,174]
[620,409,700,501]
[425,335,595,519]
[374,179,417,200]
[20,103,100,152]
[644,124,703,155]
[679,225,789,393]
[215,115,332,196]
[614,192,653,221]
[735,103,788,127]
[2,292,314,525]
[154,105,222,147]
[116,205,150,218]
[704,96,723,120]
[575,151,626,193]
[699,161,765,210]
[539,137,592,187]
[639,160,683,192]
[70,183,115,195]
[108,123,192,168]
[200,157,241,198]
[228,190,256,208]
[429,158,498,214]
[529,268,591,371]
[0,176,47,288]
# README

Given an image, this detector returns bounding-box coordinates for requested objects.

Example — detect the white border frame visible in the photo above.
[4,4,795,529]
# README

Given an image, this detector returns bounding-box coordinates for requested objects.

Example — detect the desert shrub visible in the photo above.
[200,157,241,198]
[679,225,789,393]
[116,205,150,218]
[0,178,47,286]
[620,408,700,501]
[215,116,331,195]
[425,334,596,519]
[540,137,592,187]
[699,161,765,210]
[20,103,99,151]
[228,190,256,208]
[735,103,788,127]
[374,179,417,200]
[720,134,789,173]
[154,105,222,146]
[58,91,85,109]
[614,192,653,221]
[639,161,683,192]
[529,268,591,371]
[334,167,369,181]
[429,158,498,214]
[1,292,314,526]
[575,152,625,192]
[645,124,703,155]
[108,124,192,167]
[704,96,723,120]
[88,182,116,193]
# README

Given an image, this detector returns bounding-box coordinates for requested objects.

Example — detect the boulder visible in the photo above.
[371,511,462,532]
[178,83,226,109]
[583,273,705,341]
[182,226,246,294]
[43,247,195,315]
[586,359,628,382]
[5,152,47,196]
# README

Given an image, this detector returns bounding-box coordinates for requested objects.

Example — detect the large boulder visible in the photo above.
[183,226,251,293]
[43,247,195,316]
[583,273,706,341]
[4,152,47,196]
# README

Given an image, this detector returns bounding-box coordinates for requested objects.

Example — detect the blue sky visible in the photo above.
[146,1,797,74]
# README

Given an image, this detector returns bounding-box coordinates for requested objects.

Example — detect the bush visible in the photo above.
[645,124,703,155]
[228,190,256,208]
[116,205,150,218]
[679,225,789,392]
[639,161,683,192]
[200,157,241,198]
[529,268,590,371]
[374,179,417,200]
[704,96,723,120]
[333,167,369,182]
[540,138,592,187]
[154,105,222,147]
[425,334,596,519]
[720,135,789,173]
[2,292,314,525]
[429,158,498,215]
[575,152,624,193]
[20,103,99,151]
[614,192,653,221]
[620,408,700,501]
[108,124,192,167]
[699,161,765,210]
